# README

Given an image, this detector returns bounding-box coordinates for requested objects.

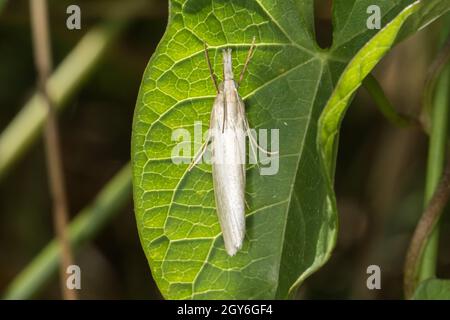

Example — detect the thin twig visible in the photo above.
[29,0,77,300]
[404,155,450,299]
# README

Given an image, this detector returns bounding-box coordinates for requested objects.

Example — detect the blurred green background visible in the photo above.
[0,0,449,299]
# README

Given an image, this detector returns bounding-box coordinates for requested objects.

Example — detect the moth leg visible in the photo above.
[234,88,278,162]
[244,197,250,210]
[233,89,258,168]
[246,120,279,156]
[204,42,219,94]
[246,122,260,169]
[238,36,256,86]
[188,133,211,171]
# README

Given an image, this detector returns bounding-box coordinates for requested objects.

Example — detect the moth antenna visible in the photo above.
[238,36,256,86]
[204,42,219,93]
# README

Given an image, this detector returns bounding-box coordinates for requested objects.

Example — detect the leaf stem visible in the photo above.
[420,61,450,276]
[403,58,450,299]
[422,39,450,122]
[2,164,131,300]
[363,74,421,128]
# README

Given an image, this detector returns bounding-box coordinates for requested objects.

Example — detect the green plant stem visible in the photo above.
[419,63,450,281]
[415,21,450,292]
[0,19,125,181]
[404,159,450,298]
[422,39,450,122]
[2,164,131,300]
[404,152,450,298]
[403,55,450,299]
[363,74,419,128]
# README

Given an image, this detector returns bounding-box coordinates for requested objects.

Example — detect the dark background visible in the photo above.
[0,0,448,299]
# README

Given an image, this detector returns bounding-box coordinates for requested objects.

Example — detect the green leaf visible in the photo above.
[413,279,450,300]
[131,0,449,299]
[321,1,417,170]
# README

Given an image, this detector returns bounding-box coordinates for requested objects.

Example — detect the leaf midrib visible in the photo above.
[274,60,325,297]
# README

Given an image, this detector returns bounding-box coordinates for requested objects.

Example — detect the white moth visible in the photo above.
[189,39,257,256]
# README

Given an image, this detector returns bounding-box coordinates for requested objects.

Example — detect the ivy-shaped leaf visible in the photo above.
[131,0,449,299]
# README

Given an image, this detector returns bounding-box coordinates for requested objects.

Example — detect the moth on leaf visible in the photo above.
[189,38,273,256]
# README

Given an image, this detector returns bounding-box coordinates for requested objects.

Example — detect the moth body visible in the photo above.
[210,49,246,256]
[190,41,256,256]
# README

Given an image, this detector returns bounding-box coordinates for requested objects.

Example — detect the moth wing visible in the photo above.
[211,89,246,256]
